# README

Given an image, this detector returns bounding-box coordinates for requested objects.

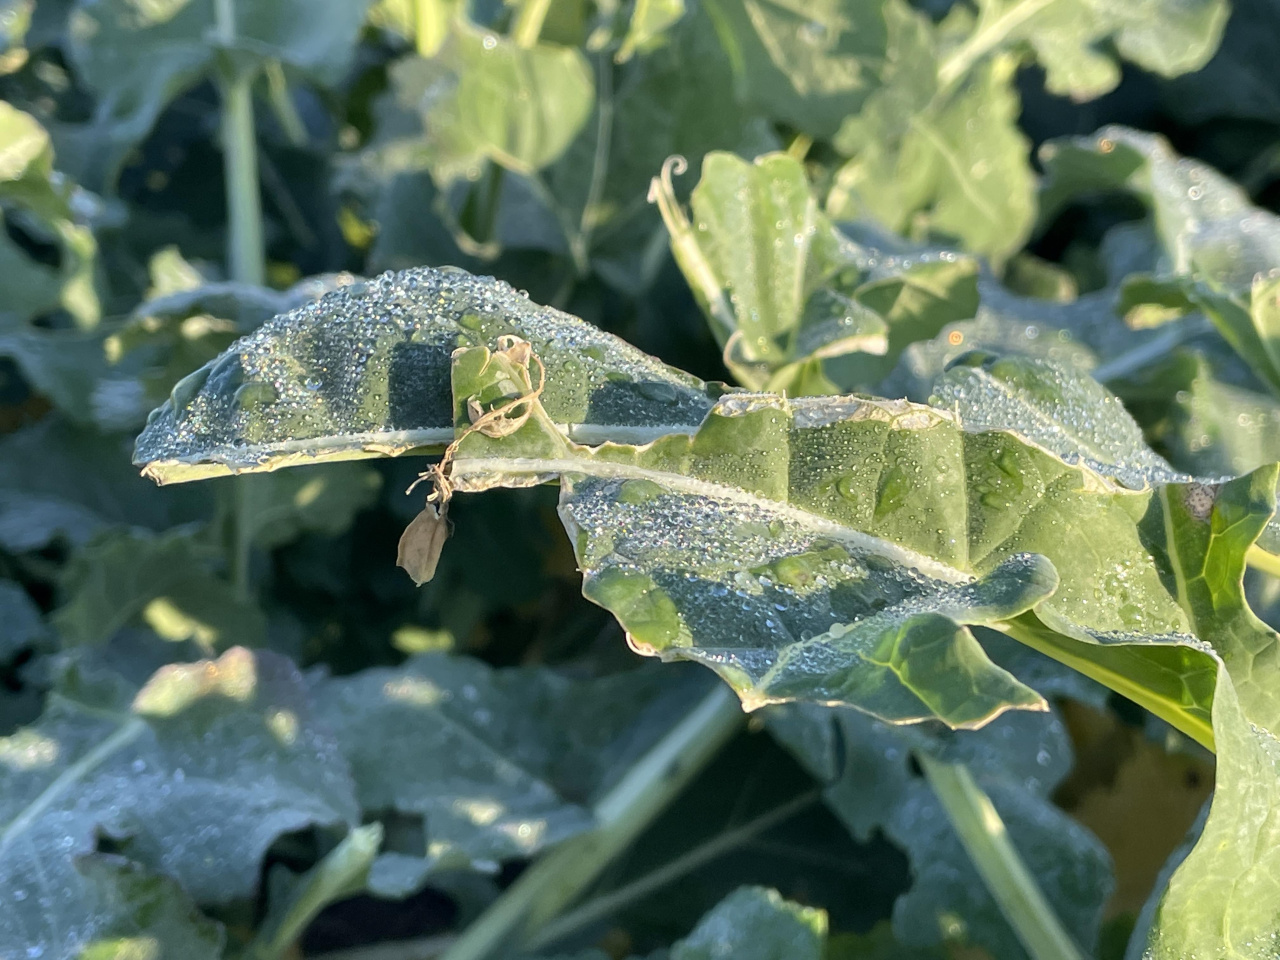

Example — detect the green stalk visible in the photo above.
[999,618,1215,752]
[527,789,819,951]
[438,684,744,960]
[920,756,1086,960]
[1247,544,1280,579]
[510,0,553,48]
[214,0,265,286]
[415,0,452,56]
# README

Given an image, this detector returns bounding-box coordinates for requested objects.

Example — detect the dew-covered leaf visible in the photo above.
[1140,668,1280,959]
[72,854,225,960]
[313,654,695,893]
[768,666,1112,959]
[669,885,827,960]
[133,267,717,484]
[0,647,358,960]
[658,151,978,391]
[1039,126,1280,395]
[52,528,266,650]
[375,22,593,187]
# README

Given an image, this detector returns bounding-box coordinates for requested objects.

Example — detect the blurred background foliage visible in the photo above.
[2,0,1279,957]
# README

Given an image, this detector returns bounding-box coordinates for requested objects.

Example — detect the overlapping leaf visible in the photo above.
[1039,126,1280,396]
[0,647,358,959]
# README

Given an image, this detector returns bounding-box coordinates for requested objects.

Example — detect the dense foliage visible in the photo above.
[4,0,1280,958]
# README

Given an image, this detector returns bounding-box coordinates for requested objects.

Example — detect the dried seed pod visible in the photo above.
[396,501,451,585]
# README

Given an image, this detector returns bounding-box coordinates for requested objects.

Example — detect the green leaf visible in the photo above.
[700,0,890,138]
[133,268,717,483]
[53,528,266,650]
[73,855,225,960]
[0,647,358,959]
[669,885,827,960]
[1039,126,1280,395]
[657,150,978,390]
[1140,668,1280,959]
[378,22,594,186]
[0,102,98,331]
[0,418,210,552]
[64,0,372,188]
[314,654,696,893]
[831,53,1035,263]
[768,675,1111,959]
[616,0,685,61]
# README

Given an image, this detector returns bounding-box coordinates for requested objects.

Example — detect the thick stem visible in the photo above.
[920,756,1086,960]
[415,0,452,56]
[999,619,1215,752]
[214,0,265,286]
[1247,544,1280,579]
[510,0,553,48]
[438,683,744,960]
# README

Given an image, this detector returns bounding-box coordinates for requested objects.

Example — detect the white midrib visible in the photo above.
[449,455,972,584]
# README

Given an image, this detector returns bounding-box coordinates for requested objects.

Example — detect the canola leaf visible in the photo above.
[52,528,266,650]
[699,0,890,138]
[0,647,358,959]
[1139,668,1280,959]
[616,0,685,61]
[378,22,594,186]
[73,854,225,960]
[662,151,977,390]
[1039,126,1280,394]
[769,692,1111,959]
[0,418,210,552]
[1161,0,1280,125]
[832,54,1035,264]
[63,0,371,188]
[230,462,384,552]
[669,885,827,960]
[0,102,98,334]
[312,654,695,890]
[0,580,43,663]
[133,267,717,484]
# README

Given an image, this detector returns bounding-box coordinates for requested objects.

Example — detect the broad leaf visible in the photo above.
[656,151,978,391]
[768,651,1113,958]
[0,647,358,959]
[53,528,266,650]
[669,885,827,960]
[314,654,705,894]
[373,22,594,186]
[73,855,225,960]
[1039,126,1280,395]
[133,268,717,483]
[0,102,98,332]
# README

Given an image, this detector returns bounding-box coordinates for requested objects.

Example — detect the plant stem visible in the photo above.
[438,683,744,960]
[510,0,553,48]
[1247,544,1280,579]
[1092,316,1212,384]
[264,60,307,148]
[415,0,452,56]
[527,789,819,951]
[214,0,265,286]
[920,756,1086,960]
[246,824,384,960]
[999,619,1215,752]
